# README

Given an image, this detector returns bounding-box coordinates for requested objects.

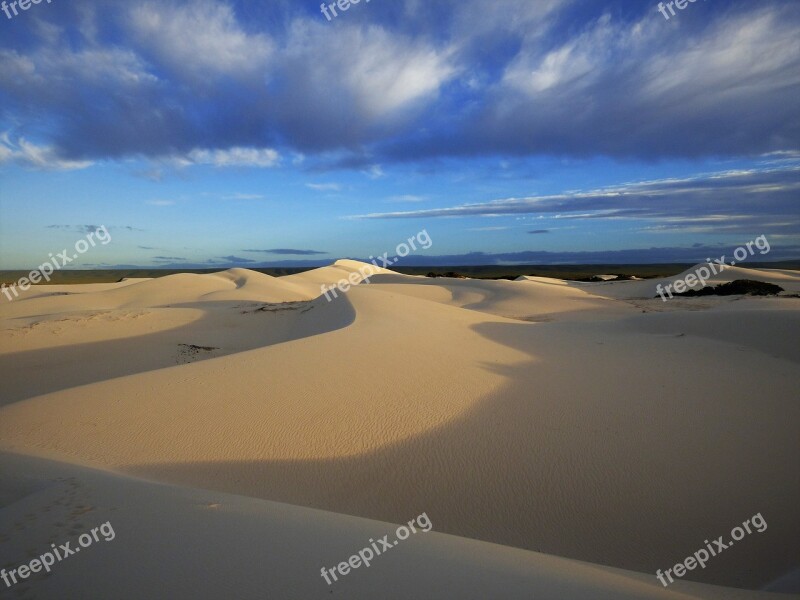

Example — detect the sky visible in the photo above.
[0,0,798,269]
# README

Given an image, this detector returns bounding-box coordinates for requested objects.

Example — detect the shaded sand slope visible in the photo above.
[618,308,800,362]
[0,270,350,404]
[0,452,793,600]
[0,287,530,462]
[1,269,798,590]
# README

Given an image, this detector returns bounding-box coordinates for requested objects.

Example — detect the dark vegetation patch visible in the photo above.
[668,279,784,298]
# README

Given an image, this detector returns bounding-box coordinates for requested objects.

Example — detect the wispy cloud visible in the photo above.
[221,193,265,200]
[364,165,385,179]
[0,134,92,171]
[386,244,800,266]
[306,183,341,192]
[127,1,273,82]
[389,194,426,203]
[354,164,800,235]
[243,248,328,256]
[219,255,256,263]
[172,147,280,168]
[47,224,134,234]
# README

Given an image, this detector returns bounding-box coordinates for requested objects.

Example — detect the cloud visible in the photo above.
[387,244,800,266]
[153,256,186,261]
[364,165,385,179]
[0,42,164,160]
[221,193,266,200]
[0,134,92,170]
[243,248,328,255]
[354,163,800,235]
[218,255,256,263]
[334,26,457,119]
[275,20,458,153]
[306,183,341,192]
[0,1,797,166]
[528,229,550,234]
[146,199,175,206]
[175,147,280,168]
[389,194,426,202]
[127,0,273,82]
[386,3,800,161]
[46,224,119,234]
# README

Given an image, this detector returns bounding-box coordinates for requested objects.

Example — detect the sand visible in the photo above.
[1,262,798,599]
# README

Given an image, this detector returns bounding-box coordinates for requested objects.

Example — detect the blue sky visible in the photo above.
[0,0,798,268]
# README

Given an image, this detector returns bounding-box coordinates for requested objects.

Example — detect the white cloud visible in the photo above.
[351,163,800,230]
[221,193,266,200]
[286,22,458,120]
[128,1,273,80]
[176,147,280,168]
[364,164,385,179]
[642,9,800,104]
[502,13,619,95]
[0,134,92,170]
[449,0,569,39]
[389,194,426,202]
[306,183,341,192]
[0,46,156,91]
[344,28,457,117]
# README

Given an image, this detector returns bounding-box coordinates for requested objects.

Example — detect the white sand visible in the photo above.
[1,263,798,598]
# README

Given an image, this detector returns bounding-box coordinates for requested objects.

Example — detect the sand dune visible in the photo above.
[1,263,798,598]
[365,272,636,321]
[571,263,800,301]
